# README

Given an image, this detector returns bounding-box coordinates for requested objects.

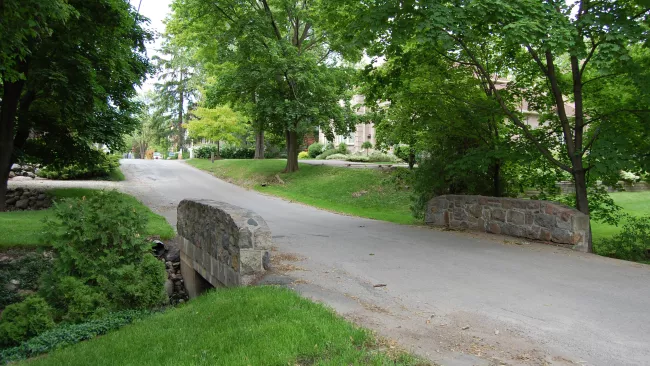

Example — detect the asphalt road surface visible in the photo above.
[119,159,650,366]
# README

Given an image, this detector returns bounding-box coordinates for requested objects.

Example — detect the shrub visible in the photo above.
[0,296,55,347]
[337,143,349,154]
[361,141,373,155]
[42,191,167,321]
[307,143,323,158]
[0,310,152,364]
[220,146,255,159]
[595,215,650,262]
[325,142,335,150]
[193,145,219,159]
[368,152,400,163]
[316,149,338,159]
[37,152,120,180]
[298,151,310,159]
[325,154,349,160]
[346,155,370,162]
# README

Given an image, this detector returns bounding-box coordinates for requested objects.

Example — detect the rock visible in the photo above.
[15,199,29,209]
[10,164,22,172]
[164,280,174,297]
[6,197,17,205]
[165,246,180,262]
[11,176,32,181]
[37,194,47,200]
[262,251,271,271]
[26,172,35,179]
[178,299,185,304]
[8,171,15,178]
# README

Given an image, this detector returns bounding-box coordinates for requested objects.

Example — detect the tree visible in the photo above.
[0,0,152,210]
[323,0,650,252]
[168,0,358,172]
[361,141,373,156]
[153,40,200,151]
[186,106,247,157]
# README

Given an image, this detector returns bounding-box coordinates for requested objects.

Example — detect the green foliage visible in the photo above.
[0,296,54,347]
[542,184,623,226]
[298,151,310,160]
[37,153,120,180]
[367,152,399,163]
[0,251,52,310]
[3,0,152,184]
[307,143,324,158]
[187,107,247,147]
[41,191,167,321]
[361,141,373,155]
[316,149,338,160]
[596,215,650,262]
[325,154,349,160]
[337,143,349,155]
[346,155,369,162]
[0,310,152,364]
[193,145,255,159]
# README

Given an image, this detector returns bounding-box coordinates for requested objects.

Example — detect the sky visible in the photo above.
[129,0,174,91]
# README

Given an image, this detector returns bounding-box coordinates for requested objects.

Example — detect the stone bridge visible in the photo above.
[177,199,271,298]
[426,195,590,252]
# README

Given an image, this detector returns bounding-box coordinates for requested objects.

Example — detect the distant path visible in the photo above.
[44,160,650,366]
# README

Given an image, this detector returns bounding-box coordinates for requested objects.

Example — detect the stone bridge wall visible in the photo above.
[426,195,590,252]
[177,199,271,297]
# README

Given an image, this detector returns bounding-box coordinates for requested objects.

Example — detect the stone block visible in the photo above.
[453,207,467,221]
[572,214,590,232]
[551,228,573,244]
[492,208,506,222]
[487,222,502,234]
[468,203,482,218]
[540,228,552,241]
[240,249,263,275]
[534,213,556,228]
[506,210,525,225]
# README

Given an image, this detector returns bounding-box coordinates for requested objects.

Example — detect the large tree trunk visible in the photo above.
[254,128,265,159]
[283,129,299,173]
[573,166,592,253]
[0,79,26,211]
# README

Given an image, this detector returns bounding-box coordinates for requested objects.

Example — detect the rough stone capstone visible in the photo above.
[426,195,590,252]
[177,199,271,297]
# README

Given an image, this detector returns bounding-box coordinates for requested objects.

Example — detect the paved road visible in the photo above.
[120,159,650,366]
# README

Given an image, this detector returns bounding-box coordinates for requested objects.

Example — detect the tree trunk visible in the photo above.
[217,141,221,158]
[493,162,501,197]
[408,148,415,170]
[573,167,592,253]
[283,129,299,173]
[0,79,26,211]
[254,128,265,159]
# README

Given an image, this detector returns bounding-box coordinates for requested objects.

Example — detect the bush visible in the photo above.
[42,191,167,321]
[0,296,55,347]
[307,143,323,158]
[37,152,120,180]
[337,143,349,154]
[346,155,370,162]
[595,215,650,262]
[193,145,256,159]
[367,152,400,163]
[325,154,349,160]
[0,310,152,364]
[298,151,310,159]
[316,149,338,159]
[325,142,335,150]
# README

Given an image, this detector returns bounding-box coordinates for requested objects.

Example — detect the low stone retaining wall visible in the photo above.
[426,195,590,252]
[177,199,271,298]
[5,188,52,211]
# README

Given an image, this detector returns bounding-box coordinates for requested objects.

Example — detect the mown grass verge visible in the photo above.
[20,286,425,366]
[187,159,416,224]
[0,188,174,248]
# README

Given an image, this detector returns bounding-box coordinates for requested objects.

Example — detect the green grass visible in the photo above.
[591,191,650,241]
[107,167,125,181]
[187,159,416,224]
[0,188,174,248]
[21,286,422,366]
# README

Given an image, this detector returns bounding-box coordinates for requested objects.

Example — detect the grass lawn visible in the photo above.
[21,286,423,366]
[187,159,416,224]
[591,191,650,241]
[0,188,174,248]
[107,167,126,181]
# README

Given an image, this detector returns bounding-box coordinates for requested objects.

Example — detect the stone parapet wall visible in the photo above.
[426,195,590,252]
[177,199,271,296]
